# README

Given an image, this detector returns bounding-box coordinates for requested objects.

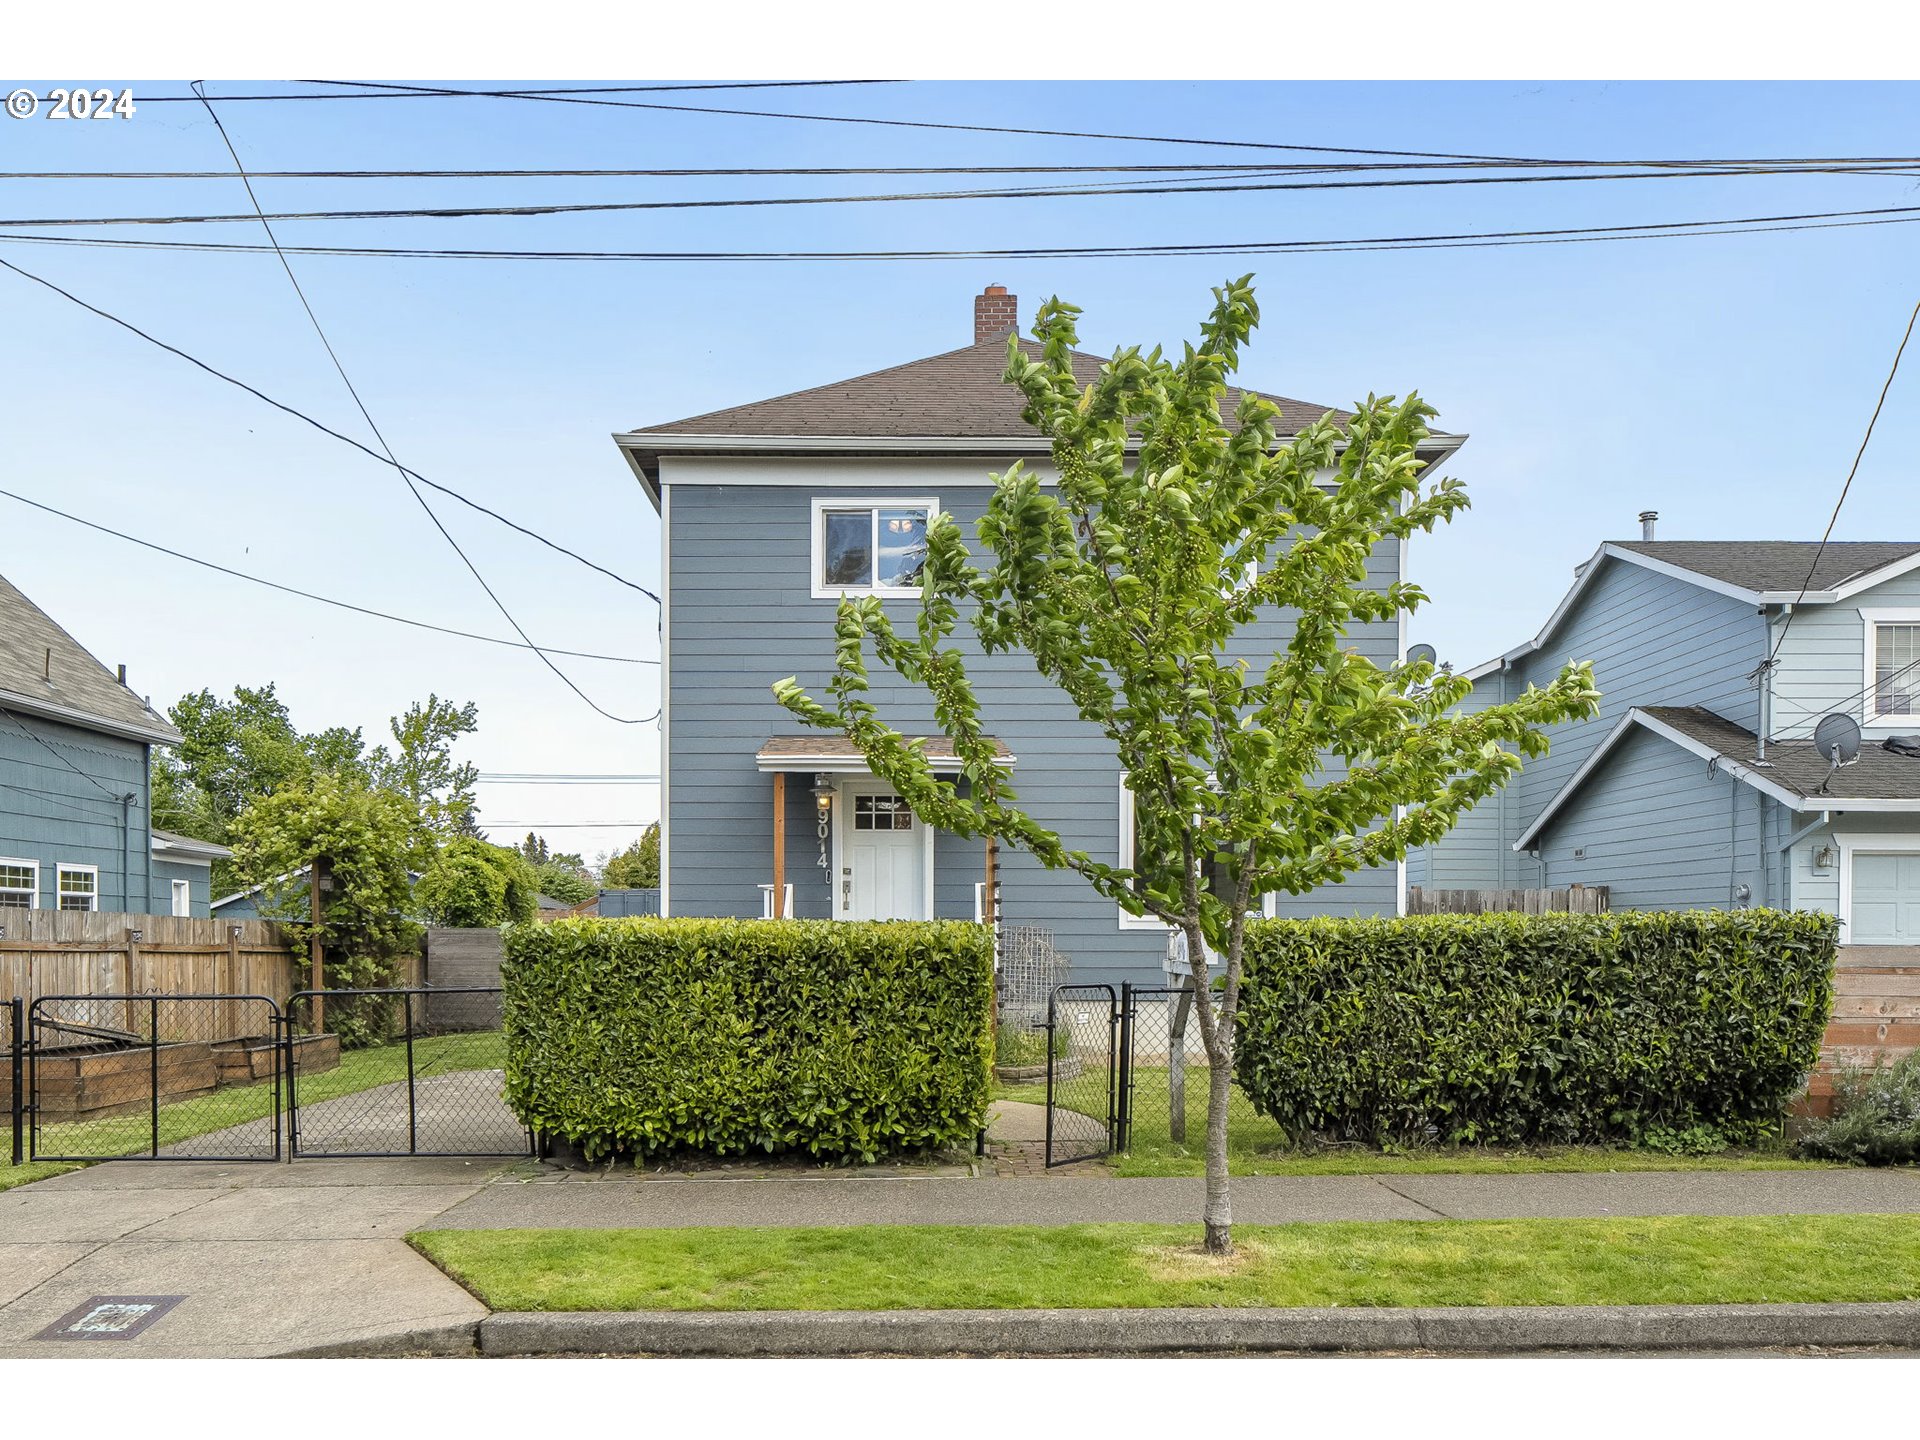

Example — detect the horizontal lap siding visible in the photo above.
[0,715,150,913]
[1771,571,1920,741]
[1420,557,1768,888]
[1532,727,1764,911]
[665,462,1401,987]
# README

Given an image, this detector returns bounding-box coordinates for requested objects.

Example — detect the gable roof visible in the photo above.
[0,572,180,745]
[1609,541,1920,595]
[615,334,1464,509]
[1515,703,1920,850]
[1466,540,1920,682]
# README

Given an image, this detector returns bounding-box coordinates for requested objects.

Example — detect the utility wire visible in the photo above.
[0,708,133,801]
[26,80,904,104]
[1768,295,1920,665]
[188,81,653,726]
[0,485,657,665]
[9,161,1917,230]
[8,201,1920,264]
[0,255,658,604]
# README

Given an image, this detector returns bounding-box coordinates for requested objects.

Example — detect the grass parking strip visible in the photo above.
[411,1214,1920,1313]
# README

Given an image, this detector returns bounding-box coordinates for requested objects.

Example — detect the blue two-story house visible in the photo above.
[1410,524,1920,948]
[614,285,1460,986]
[1,571,226,918]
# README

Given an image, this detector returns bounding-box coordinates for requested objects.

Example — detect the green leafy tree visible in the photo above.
[773,282,1599,1253]
[370,695,481,845]
[532,861,594,907]
[228,773,419,1046]
[601,823,659,889]
[417,837,540,926]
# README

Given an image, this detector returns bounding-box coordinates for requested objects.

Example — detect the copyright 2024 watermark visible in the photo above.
[7,87,137,120]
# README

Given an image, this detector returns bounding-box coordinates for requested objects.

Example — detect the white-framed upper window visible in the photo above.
[811,497,935,599]
[57,864,98,912]
[1864,609,1920,722]
[0,858,37,910]
[171,878,192,917]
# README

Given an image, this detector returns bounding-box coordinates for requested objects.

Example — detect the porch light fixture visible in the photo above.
[1813,844,1837,871]
[812,773,834,872]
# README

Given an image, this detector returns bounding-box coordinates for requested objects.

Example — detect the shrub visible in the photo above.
[1795,1052,1920,1165]
[419,838,539,926]
[502,917,994,1162]
[1235,910,1835,1148]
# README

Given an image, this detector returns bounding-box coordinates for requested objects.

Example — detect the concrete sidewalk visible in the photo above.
[3,1152,1919,1357]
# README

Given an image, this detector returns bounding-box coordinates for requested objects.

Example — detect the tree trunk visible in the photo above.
[1202,1029,1234,1254]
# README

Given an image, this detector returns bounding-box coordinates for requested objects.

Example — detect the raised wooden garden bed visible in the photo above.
[7,1032,342,1122]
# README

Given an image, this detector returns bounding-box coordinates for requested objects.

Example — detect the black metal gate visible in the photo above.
[27,993,283,1162]
[1043,983,1118,1167]
[284,986,530,1158]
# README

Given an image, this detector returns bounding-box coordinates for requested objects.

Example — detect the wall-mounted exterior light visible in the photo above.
[1813,844,1837,871]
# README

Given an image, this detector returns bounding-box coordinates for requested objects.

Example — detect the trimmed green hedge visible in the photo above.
[1235,911,1836,1147]
[502,917,993,1163]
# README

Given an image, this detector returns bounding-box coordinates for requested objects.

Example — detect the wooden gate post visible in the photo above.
[309,860,326,1035]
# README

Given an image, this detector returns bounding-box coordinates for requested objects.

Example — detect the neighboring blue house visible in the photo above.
[613,285,1460,986]
[1410,525,1920,945]
[0,571,228,918]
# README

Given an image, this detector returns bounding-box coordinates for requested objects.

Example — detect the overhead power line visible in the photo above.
[188,82,652,727]
[0,485,657,665]
[7,161,1916,230]
[0,255,658,605]
[1769,294,1920,664]
[7,201,1919,265]
[23,80,904,104]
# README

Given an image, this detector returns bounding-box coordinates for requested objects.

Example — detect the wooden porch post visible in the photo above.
[983,835,998,929]
[772,771,787,918]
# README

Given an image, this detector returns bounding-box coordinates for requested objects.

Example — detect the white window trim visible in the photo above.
[0,856,39,910]
[1860,608,1920,725]
[1119,777,1279,931]
[810,496,938,601]
[1835,832,1920,944]
[56,863,99,912]
[171,878,192,918]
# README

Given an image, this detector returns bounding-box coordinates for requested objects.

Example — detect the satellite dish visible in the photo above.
[1407,643,1437,667]
[1814,713,1862,766]
[1814,712,1862,795]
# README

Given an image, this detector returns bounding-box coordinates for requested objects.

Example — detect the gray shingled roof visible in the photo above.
[1611,541,1920,594]
[0,572,179,743]
[626,337,1357,442]
[1643,706,1920,802]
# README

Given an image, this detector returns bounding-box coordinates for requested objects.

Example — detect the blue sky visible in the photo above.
[4,79,1918,858]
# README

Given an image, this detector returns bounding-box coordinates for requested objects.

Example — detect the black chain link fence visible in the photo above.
[4,997,21,1165]
[284,987,528,1157]
[28,993,283,1161]
[1118,984,1283,1159]
[1045,984,1116,1166]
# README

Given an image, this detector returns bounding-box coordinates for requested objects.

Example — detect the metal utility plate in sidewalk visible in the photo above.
[36,1295,186,1342]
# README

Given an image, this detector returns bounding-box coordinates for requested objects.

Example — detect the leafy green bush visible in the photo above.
[1236,911,1835,1148]
[418,838,539,926]
[994,1026,1068,1068]
[1795,1052,1920,1165]
[503,918,994,1162]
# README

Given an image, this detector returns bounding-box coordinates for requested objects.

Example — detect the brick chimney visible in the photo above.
[974,284,1018,345]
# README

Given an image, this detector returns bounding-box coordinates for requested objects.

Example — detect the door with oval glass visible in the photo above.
[838,779,929,920]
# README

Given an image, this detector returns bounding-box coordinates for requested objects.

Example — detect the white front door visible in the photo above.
[1850,852,1920,944]
[840,782,928,920]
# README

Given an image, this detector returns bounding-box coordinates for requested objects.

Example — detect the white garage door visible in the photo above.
[1850,852,1920,944]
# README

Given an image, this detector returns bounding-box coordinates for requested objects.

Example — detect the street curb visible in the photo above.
[278,1321,482,1359]
[474,1303,1920,1356]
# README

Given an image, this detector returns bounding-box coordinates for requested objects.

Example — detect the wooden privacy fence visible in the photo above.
[1407,884,1610,916]
[0,911,297,1006]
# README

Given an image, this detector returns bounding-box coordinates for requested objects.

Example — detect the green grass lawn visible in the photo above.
[11,1030,507,1168]
[997,1067,1825,1176]
[413,1213,1920,1312]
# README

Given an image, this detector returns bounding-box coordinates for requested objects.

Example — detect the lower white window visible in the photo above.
[57,864,98,912]
[171,878,192,917]
[0,859,36,909]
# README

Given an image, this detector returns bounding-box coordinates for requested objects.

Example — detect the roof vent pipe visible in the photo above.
[1639,510,1658,541]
